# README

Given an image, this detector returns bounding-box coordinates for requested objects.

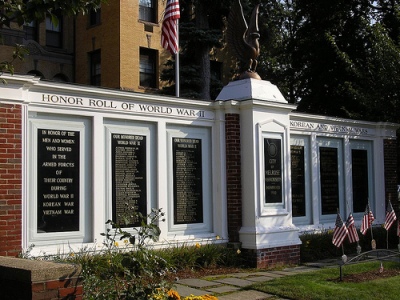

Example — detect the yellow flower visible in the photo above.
[195,243,201,249]
[69,252,75,257]
[236,249,241,255]
[168,289,181,300]
[215,235,221,240]
[124,239,129,244]
[114,241,119,247]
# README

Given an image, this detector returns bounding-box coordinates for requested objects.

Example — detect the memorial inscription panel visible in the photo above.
[37,129,80,232]
[112,134,147,227]
[291,145,306,217]
[351,149,369,213]
[319,147,339,215]
[264,138,283,204]
[173,138,203,224]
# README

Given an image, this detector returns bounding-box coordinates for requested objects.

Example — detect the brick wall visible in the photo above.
[1,256,83,300]
[242,245,301,269]
[225,113,242,242]
[0,103,22,256]
[384,139,398,212]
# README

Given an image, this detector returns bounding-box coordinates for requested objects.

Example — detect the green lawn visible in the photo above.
[250,261,400,300]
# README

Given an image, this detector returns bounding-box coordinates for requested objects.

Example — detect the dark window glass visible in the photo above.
[24,21,38,41]
[46,15,62,48]
[139,0,156,23]
[90,50,101,86]
[319,147,339,215]
[140,48,157,88]
[291,145,306,217]
[352,149,369,212]
[210,60,222,81]
[89,8,101,26]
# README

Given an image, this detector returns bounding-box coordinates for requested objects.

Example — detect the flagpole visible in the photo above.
[175,19,180,98]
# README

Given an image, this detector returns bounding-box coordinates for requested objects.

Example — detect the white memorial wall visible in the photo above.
[0,74,398,257]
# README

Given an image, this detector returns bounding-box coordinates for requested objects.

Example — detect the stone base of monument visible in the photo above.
[216,78,288,103]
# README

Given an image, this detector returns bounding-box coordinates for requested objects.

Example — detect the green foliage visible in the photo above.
[256,0,400,123]
[79,208,172,300]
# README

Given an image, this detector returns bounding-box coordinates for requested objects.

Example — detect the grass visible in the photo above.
[250,261,400,300]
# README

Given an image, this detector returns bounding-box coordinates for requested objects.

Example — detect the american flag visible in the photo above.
[161,0,180,55]
[384,200,397,230]
[332,212,348,248]
[345,213,359,243]
[360,204,374,235]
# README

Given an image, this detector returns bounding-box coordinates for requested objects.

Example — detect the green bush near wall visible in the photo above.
[300,225,400,262]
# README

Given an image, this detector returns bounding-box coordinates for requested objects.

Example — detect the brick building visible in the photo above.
[0,1,227,93]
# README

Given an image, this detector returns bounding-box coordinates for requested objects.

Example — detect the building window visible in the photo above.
[24,21,38,41]
[140,48,157,88]
[139,0,156,23]
[46,15,62,48]
[89,7,101,26]
[90,50,101,86]
[210,61,222,81]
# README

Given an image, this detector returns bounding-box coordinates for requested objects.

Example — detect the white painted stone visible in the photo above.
[216,78,287,103]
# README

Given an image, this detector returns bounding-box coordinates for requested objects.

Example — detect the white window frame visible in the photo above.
[262,132,285,209]
[317,138,345,223]
[104,121,156,232]
[348,140,374,220]
[290,135,312,225]
[166,126,213,234]
[28,115,92,245]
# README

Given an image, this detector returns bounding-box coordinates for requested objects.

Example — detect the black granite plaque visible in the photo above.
[319,147,339,215]
[264,138,283,203]
[291,145,306,217]
[173,138,203,224]
[112,134,147,227]
[351,149,368,213]
[37,129,80,232]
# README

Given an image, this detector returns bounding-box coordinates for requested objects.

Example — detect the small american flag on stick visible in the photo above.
[161,0,180,55]
[360,203,374,235]
[384,200,397,231]
[345,213,359,243]
[332,212,348,248]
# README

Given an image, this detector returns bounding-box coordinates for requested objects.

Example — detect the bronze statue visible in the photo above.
[227,0,261,80]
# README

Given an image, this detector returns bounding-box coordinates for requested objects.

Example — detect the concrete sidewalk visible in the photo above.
[173,259,340,299]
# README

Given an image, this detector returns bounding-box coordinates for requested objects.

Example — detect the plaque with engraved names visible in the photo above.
[112,134,147,227]
[319,147,339,215]
[351,149,369,213]
[173,138,203,224]
[291,145,306,217]
[37,129,80,232]
[264,138,283,203]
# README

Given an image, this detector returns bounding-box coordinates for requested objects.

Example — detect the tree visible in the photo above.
[0,0,104,75]
[161,0,230,100]
[255,0,400,123]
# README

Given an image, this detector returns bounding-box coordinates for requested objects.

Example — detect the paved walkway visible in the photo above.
[173,259,339,300]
